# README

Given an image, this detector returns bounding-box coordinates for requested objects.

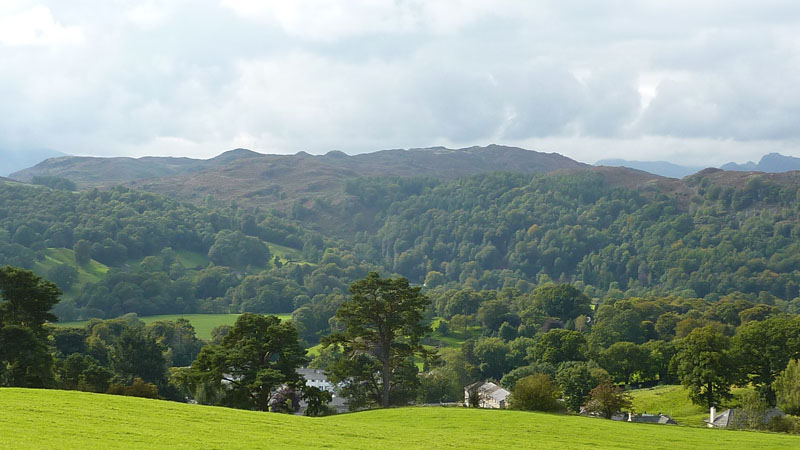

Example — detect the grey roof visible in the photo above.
[465,381,510,401]
[706,408,784,428]
[611,413,677,425]
[297,367,328,382]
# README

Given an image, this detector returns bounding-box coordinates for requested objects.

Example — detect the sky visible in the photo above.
[1,1,799,166]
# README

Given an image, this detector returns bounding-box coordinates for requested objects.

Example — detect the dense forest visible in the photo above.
[345,171,800,305]
[3,168,800,429]
[3,169,800,333]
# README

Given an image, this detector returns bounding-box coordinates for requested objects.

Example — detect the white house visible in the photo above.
[464,381,510,409]
[297,367,336,392]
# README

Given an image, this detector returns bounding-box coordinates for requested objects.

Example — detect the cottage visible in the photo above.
[297,367,335,392]
[705,406,784,428]
[464,381,510,409]
[295,367,348,414]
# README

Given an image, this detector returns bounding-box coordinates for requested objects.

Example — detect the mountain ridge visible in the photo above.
[721,152,800,172]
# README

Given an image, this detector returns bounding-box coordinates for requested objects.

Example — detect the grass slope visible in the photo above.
[55,313,292,341]
[629,385,753,427]
[1,389,798,449]
[32,248,109,298]
[629,385,709,426]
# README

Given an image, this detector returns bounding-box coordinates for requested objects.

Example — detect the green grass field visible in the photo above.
[174,250,210,269]
[265,242,304,262]
[1,389,798,449]
[55,313,292,341]
[629,384,753,427]
[31,248,109,298]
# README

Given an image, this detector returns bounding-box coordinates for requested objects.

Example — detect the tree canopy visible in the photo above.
[323,272,430,408]
[177,313,307,411]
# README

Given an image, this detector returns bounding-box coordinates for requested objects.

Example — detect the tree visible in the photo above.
[476,299,510,333]
[474,337,511,380]
[510,373,561,412]
[601,342,650,384]
[0,266,61,387]
[0,265,60,330]
[556,361,606,413]
[73,240,92,266]
[672,326,736,408]
[730,317,800,406]
[584,380,632,419]
[500,363,556,391]
[110,327,168,388]
[323,272,430,408]
[179,314,307,411]
[0,324,54,387]
[775,359,800,415]
[417,367,462,404]
[529,329,587,365]
[737,390,769,430]
[46,264,78,291]
[302,385,334,416]
[532,284,592,322]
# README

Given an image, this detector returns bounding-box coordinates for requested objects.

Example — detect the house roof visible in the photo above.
[465,381,510,401]
[705,408,784,428]
[297,368,329,382]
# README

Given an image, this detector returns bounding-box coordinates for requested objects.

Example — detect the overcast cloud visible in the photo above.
[1,0,799,166]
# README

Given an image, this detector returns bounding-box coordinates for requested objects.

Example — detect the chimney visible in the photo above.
[709,406,716,428]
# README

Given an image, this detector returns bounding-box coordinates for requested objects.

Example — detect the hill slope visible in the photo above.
[1,389,797,449]
[595,159,705,179]
[11,145,587,209]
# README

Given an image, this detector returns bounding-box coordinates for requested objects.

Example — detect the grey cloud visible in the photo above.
[1,0,799,164]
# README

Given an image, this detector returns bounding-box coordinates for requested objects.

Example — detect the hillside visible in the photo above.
[1,389,797,449]
[595,159,705,179]
[10,145,587,210]
[5,165,800,325]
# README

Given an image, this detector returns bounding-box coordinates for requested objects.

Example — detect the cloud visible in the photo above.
[0,5,84,46]
[1,0,800,165]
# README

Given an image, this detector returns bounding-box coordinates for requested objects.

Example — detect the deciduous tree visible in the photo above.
[584,380,632,419]
[672,326,736,408]
[510,373,561,412]
[775,359,800,415]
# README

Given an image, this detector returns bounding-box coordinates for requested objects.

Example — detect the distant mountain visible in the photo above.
[594,159,705,179]
[10,144,588,236]
[0,148,67,176]
[721,153,800,172]
[12,144,587,202]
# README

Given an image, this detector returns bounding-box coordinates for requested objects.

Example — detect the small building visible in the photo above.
[297,367,336,392]
[705,406,784,428]
[611,412,677,425]
[295,367,348,414]
[464,381,510,409]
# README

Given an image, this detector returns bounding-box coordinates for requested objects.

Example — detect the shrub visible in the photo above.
[107,377,159,399]
[584,380,632,419]
[510,373,561,412]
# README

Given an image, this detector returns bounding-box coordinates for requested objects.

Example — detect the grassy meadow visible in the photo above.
[629,385,710,426]
[628,385,754,427]
[32,248,109,298]
[55,313,292,341]
[1,388,798,449]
